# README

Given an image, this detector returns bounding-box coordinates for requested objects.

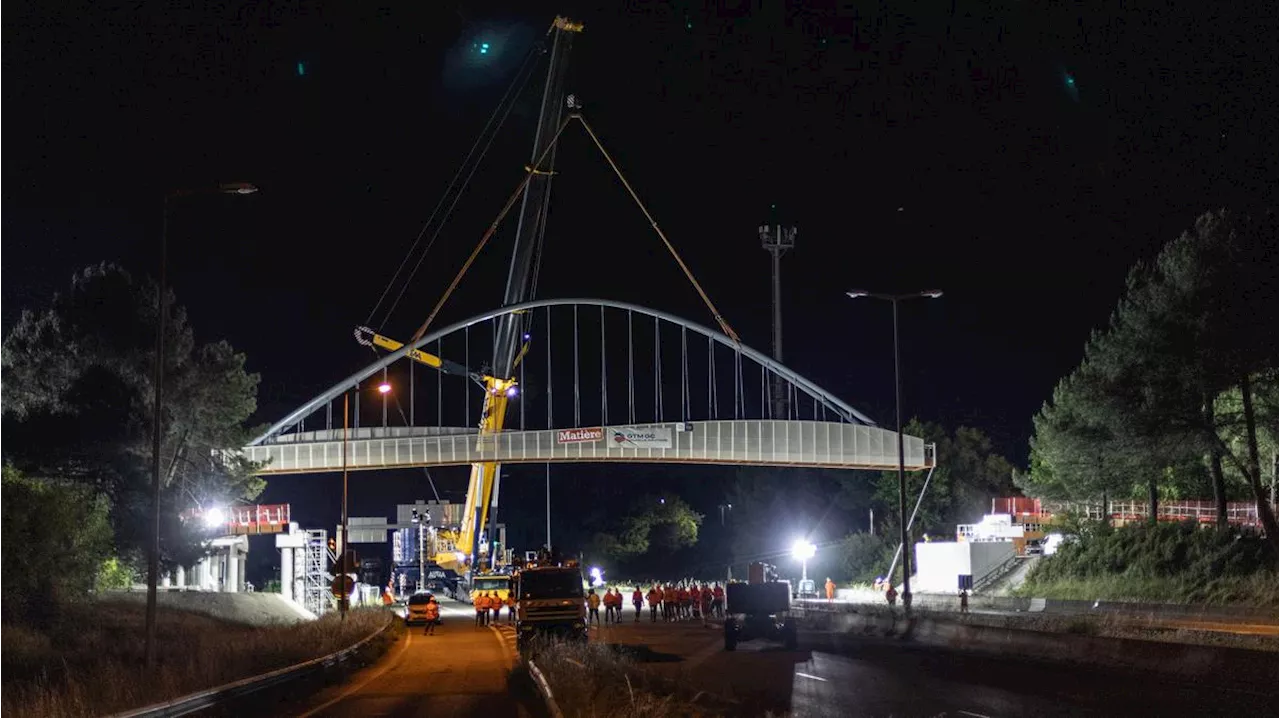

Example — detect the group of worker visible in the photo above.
[584,583,728,625]
[473,590,516,627]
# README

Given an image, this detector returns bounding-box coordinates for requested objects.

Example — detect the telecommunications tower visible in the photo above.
[759,218,796,418]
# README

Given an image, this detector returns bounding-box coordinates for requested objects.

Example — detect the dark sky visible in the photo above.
[5,1,1275,579]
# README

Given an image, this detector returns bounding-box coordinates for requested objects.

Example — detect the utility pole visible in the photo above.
[759,221,796,419]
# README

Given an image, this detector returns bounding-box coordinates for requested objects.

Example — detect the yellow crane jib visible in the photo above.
[353,326,473,378]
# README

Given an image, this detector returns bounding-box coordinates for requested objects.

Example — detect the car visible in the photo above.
[405,592,440,626]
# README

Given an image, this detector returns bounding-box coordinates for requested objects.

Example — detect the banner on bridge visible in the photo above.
[557,427,603,444]
[609,425,672,449]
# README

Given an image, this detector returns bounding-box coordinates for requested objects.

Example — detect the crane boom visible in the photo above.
[467,16,580,574]
[356,17,582,581]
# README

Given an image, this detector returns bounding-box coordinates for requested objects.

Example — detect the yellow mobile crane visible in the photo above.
[357,17,582,599]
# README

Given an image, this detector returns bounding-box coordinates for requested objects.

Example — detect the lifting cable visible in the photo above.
[364,39,544,331]
[574,114,742,345]
[409,115,576,346]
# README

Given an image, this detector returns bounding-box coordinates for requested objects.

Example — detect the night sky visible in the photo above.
[5,1,1275,582]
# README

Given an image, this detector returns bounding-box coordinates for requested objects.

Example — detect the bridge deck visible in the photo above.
[242,420,934,475]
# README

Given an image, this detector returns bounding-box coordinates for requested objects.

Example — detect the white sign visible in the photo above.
[609,425,672,449]
[557,427,603,444]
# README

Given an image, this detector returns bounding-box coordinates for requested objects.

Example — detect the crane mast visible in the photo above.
[461,16,581,576]
[352,17,582,583]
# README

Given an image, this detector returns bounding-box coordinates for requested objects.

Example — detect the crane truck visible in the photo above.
[354,16,583,607]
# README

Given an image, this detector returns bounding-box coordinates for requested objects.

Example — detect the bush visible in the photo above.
[1,467,114,623]
[1021,521,1279,605]
[840,532,894,584]
[95,557,134,592]
[1034,521,1275,580]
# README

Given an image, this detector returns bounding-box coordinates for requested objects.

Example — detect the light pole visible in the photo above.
[718,503,732,581]
[791,539,816,583]
[146,182,257,670]
[339,380,393,619]
[845,289,942,613]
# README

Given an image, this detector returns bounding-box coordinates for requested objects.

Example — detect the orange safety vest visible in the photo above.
[424,602,440,621]
[476,595,490,610]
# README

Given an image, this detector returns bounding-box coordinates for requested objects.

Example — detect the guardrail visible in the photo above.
[526,659,565,718]
[107,616,393,718]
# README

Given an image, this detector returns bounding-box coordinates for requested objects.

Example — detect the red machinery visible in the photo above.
[181,504,291,535]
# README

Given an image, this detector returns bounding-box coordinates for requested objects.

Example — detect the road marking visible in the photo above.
[957,711,992,718]
[297,628,412,718]
[794,672,828,682]
[488,624,517,666]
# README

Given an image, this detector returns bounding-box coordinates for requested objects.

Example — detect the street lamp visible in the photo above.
[791,539,816,582]
[146,182,257,670]
[718,503,733,581]
[340,381,392,619]
[845,289,942,613]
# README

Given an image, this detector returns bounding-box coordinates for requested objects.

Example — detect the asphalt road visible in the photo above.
[588,617,1278,717]
[292,602,1275,717]
[295,598,524,718]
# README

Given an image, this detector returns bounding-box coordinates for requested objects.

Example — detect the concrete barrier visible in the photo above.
[797,609,1277,689]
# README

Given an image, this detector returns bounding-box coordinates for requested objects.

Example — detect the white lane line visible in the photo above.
[794,672,828,682]
[297,629,413,718]
[488,625,516,666]
[957,711,992,718]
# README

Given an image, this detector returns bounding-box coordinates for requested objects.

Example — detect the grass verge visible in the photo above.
[1014,572,1279,607]
[1,600,396,718]
[525,638,751,717]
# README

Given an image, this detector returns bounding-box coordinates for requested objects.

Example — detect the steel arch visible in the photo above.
[248,298,878,446]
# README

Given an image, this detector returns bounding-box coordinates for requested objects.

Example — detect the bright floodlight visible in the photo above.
[505,385,518,398]
[791,539,816,560]
[845,290,869,299]
[378,382,392,394]
[922,290,944,298]
[203,507,226,529]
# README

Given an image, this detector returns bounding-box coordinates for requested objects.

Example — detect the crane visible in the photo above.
[356,16,581,583]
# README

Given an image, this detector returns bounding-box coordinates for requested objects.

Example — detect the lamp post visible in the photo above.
[791,539,816,583]
[339,380,393,619]
[845,289,942,613]
[718,503,733,581]
[146,182,257,670]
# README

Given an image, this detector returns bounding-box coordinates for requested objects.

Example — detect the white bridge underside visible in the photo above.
[243,420,933,475]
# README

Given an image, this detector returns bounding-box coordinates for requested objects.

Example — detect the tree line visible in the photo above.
[2,264,263,621]
[1018,210,1278,547]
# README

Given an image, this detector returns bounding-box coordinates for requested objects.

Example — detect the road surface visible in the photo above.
[296,598,523,718]
[294,601,1275,717]
[586,617,1276,717]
